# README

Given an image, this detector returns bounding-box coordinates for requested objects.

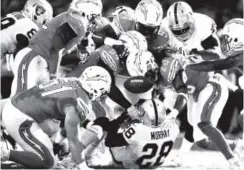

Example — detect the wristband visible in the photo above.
[104,37,123,46]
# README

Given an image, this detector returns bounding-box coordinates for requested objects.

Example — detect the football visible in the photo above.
[124,76,154,94]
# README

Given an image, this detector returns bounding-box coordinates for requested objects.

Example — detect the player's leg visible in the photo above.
[196,82,236,161]
[10,47,32,96]
[11,50,50,96]
[1,102,56,168]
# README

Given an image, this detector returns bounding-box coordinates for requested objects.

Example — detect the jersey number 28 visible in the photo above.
[136,141,173,168]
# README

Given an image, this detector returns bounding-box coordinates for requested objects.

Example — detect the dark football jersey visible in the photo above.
[11,77,90,123]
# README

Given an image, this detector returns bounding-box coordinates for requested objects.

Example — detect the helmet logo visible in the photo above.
[140,5,148,21]
[35,5,46,16]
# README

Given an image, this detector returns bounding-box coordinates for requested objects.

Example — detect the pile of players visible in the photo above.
[0,0,243,169]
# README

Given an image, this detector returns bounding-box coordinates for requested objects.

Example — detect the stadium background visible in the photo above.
[1,0,243,137]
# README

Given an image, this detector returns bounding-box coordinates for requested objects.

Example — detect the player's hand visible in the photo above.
[127,99,146,119]
[127,105,140,120]
[167,109,179,119]
[53,143,70,160]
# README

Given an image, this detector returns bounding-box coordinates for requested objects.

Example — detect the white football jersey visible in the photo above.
[1,12,39,56]
[162,13,218,52]
[110,120,179,168]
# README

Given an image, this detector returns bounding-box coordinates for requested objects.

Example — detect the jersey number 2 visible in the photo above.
[136,141,173,168]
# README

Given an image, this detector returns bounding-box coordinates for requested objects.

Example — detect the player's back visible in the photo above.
[11,77,88,123]
[120,121,179,168]
[29,11,87,58]
[1,12,39,56]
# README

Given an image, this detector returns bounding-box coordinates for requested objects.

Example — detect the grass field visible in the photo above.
[2,134,242,170]
[1,150,235,169]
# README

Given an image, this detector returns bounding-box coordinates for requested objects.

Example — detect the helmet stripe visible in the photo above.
[174,2,179,25]
[152,99,158,126]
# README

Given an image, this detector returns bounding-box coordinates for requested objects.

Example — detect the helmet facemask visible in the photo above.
[135,22,160,39]
[88,87,110,102]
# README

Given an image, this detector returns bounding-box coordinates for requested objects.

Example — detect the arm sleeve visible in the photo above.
[92,24,119,48]
[201,34,219,50]
[186,54,243,72]
[108,84,132,109]
[105,132,128,147]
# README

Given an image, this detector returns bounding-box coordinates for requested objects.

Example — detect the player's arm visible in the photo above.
[191,19,221,61]
[92,24,119,47]
[169,70,188,118]
[64,104,84,164]
[82,114,130,147]
[186,53,243,72]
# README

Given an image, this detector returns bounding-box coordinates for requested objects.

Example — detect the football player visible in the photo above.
[0,0,53,100]
[10,0,103,97]
[162,1,222,60]
[1,0,53,59]
[185,18,244,129]
[157,56,241,168]
[1,66,112,169]
[82,98,179,168]
[157,1,242,166]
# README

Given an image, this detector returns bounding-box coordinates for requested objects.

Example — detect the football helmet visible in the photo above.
[79,66,112,101]
[167,1,195,41]
[220,18,244,57]
[110,6,134,18]
[135,0,163,37]
[119,30,148,53]
[137,99,166,127]
[126,50,158,76]
[22,0,53,27]
[69,0,103,32]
